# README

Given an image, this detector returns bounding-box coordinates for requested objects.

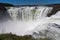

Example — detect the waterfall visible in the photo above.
[35,6,53,20]
[0,6,54,35]
[7,6,53,21]
[0,5,60,40]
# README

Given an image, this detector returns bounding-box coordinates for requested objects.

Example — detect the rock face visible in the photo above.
[47,4,60,17]
[0,3,14,21]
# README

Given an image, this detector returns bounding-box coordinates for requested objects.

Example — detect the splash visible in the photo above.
[0,6,53,35]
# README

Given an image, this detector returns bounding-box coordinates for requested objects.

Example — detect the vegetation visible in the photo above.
[0,33,35,40]
[38,38,51,40]
[0,3,14,7]
[0,33,52,40]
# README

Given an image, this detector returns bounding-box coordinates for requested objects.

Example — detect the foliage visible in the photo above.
[0,33,35,40]
[38,38,51,40]
[0,33,51,40]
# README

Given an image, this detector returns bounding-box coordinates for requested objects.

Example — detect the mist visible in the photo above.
[0,6,53,35]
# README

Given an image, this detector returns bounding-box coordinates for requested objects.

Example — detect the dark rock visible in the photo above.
[0,3,14,7]
[47,4,60,17]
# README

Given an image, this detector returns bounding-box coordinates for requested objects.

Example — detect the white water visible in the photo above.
[1,6,60,40]
[28,10,60,40]
[1,6,60,36]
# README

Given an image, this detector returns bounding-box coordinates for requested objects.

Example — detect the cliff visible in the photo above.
[47,4,60,17]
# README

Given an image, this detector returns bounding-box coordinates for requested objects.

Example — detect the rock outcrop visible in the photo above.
[47,4,60,17]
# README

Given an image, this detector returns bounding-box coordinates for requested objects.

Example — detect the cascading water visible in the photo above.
[1,6,60,40]
[1,6,58,37]
[7,6,53,21]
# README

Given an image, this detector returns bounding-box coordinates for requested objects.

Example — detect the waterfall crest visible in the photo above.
[7,6,53,21]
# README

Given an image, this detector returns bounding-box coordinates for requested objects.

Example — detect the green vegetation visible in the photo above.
[0,33,51,40]
[0,3,14,7]
[0,33,35,40]
[37,38,51,40]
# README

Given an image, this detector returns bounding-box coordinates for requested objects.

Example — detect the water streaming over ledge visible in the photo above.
[0,6,53,35]
[7,6,53,21]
